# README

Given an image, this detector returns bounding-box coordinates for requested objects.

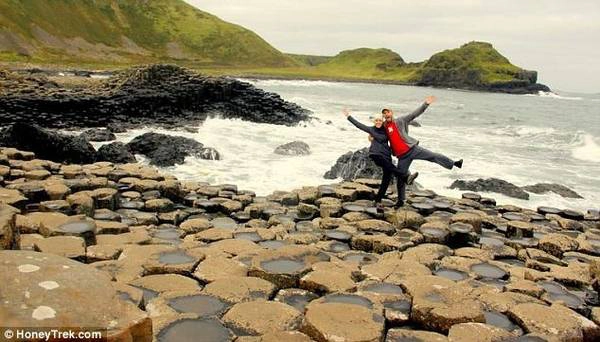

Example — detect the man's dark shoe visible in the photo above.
[394,200,404,209]
[454,159,463,169]
[375,202,385,213]
[406,172,419,185]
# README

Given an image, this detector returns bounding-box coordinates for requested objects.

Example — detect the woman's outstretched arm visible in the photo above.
[343,109,374,135]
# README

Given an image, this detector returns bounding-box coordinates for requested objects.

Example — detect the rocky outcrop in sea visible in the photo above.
[126,132,220,167]
[324,148,383,180]
[2,145,600,341]
[451,178,583,201]
[0,123,220,167]
[0,64,311,129]
[274,141,311,156]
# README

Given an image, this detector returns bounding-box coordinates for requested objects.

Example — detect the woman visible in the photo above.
[343,109,418,208]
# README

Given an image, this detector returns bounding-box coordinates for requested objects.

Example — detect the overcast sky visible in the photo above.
[186,1,600,92]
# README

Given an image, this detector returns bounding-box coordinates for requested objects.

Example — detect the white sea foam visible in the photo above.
[572,134,600,163]
[239,78,355,89]
[525,91,584,101]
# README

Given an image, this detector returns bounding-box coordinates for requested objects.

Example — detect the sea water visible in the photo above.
[95,79,600,211]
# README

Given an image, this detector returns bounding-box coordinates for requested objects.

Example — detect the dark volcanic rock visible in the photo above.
[198,147,220,160]
[97,142,136,164]
[522,183,583,199]
[80,129,116,142]
[126,132,219,167]
[324,148,382,180]
[0,123,96,164]
[106,122,128,133]
[0,64,310,129]
[450,178,529,200]
[274,141,311,156]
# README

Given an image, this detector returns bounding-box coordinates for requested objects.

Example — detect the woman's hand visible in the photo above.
[368,135,373,142]
[342,108,350,117]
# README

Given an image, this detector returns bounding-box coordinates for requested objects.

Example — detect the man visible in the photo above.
[383,96,462,207]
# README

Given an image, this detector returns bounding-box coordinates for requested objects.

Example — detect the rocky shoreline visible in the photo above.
[2,145,600,341]
[0,64,311,130]
[8,66,550,95]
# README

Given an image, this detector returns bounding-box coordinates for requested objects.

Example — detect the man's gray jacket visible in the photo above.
[387,102,429,153]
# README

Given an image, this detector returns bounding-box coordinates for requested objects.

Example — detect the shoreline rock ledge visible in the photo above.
[1,145,600,341]
[0,64,311,129]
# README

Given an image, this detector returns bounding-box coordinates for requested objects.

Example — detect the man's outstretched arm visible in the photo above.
[401,96,436,122]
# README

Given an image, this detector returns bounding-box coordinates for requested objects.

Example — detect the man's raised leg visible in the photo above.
[411,145,455,169]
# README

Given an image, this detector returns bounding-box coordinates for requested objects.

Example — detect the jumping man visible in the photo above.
[383,96,463,208]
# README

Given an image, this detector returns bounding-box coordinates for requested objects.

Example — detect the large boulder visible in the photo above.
[274,141,311,156]
[0,123,97,164]
[450,178,529,200]
[0,250,152,340]
[324,148,382,180]
[80,128,116,142]
[96,142,136,163]
[126,132,219,167]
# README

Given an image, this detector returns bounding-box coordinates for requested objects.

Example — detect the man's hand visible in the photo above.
[425,96,436,105]
[342,108,350,117]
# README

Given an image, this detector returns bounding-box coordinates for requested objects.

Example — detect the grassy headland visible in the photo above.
[0,0,548,92]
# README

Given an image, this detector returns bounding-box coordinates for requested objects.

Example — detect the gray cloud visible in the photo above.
[187,0,600,92]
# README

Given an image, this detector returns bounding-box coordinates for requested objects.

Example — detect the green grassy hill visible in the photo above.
[0,0,296,67]
[0,1,547,92]
[286,53,331,66]
[414,41,537,87]
[227,42,546,92]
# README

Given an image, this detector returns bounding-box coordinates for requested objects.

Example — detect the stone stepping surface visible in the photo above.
[1,146,599,341]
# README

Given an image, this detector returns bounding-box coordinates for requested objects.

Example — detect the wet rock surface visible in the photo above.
[1,145,599,341]
[0,64,311,129]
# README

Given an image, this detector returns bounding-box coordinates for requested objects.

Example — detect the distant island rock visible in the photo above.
[287,42,550,94]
